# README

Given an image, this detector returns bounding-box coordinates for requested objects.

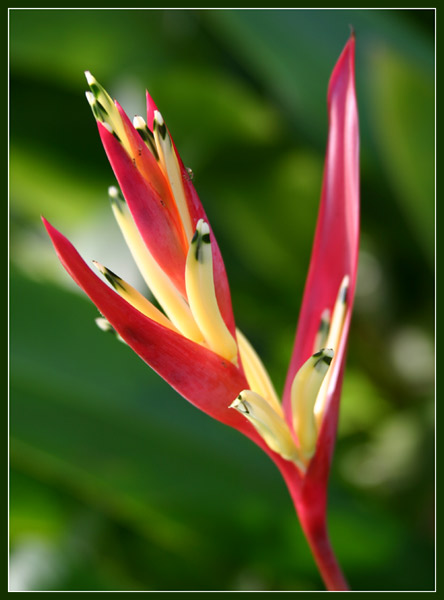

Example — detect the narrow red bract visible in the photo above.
[284,34,359,467]
[281,35,358,591]
[43,34,359,591]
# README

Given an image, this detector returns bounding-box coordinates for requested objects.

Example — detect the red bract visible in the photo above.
[281,34,359,590]
[43,34,359,591]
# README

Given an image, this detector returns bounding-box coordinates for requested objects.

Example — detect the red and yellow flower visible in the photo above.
[43,34,359,590]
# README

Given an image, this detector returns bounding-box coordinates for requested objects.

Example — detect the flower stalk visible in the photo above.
[43,33,359,590]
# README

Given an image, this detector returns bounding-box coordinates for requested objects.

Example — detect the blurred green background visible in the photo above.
[9,8,435,592]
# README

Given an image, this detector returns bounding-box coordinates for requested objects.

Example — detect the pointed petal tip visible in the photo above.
[42,215,54,239]
[91,259,104,272]
[108,186,126,211]
[41,215,55,234]
[228,395,243,411]
[108,185,123,201]
[84,70,95,85]
[195,218,209,236]
[146,89,157,107]
[41,217,70,250]
[145,90,158,131]
[85,90,94,105]
[42,217,66,251]
[153,110,164,126]
[133,115,146,129]
[329,31,356,87]
[96,119,120,142]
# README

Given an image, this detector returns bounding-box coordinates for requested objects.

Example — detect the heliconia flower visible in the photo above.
[43,33,359,591]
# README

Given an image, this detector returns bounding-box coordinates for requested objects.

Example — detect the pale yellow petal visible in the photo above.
[230,390,301,464]
[236,329,283,417]
[314,276,349,425]
[109,187,203,343]
[291,348,334,462]
[85,72,130,154]
[185,219,238,362]
[93,261,178,333]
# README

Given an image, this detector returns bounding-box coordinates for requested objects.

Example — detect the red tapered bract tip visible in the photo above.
[146,90,159,132]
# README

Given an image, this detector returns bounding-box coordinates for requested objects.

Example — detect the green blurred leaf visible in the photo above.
[9,8,435,591]
[368,47,434,263]
[10,271,302,589]
[10,145,106,223]
[203,9,434,147]
[9,9,166,83]
[152,66,282,169]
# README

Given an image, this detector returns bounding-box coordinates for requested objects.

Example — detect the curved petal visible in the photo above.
[283,35,359,466]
